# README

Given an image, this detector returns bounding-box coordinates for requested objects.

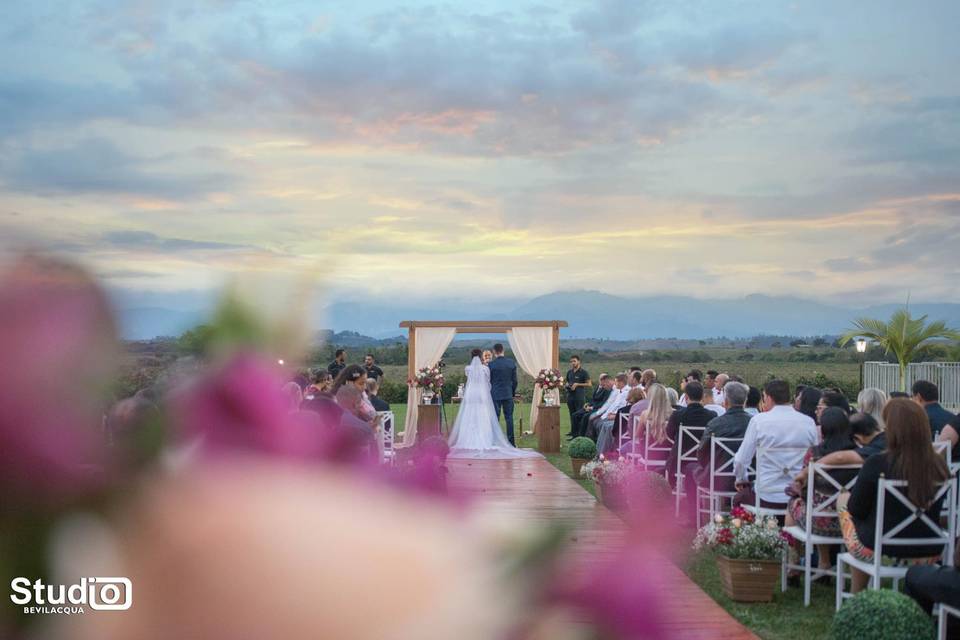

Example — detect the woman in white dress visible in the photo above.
[448,350,541,459]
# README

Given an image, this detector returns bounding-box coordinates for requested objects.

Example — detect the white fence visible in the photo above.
[863,361,960,410]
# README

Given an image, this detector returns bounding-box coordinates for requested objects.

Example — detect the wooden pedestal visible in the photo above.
[536,405,561,453]
[417,404,442,442]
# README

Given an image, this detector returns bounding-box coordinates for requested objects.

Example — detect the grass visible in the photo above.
[392,401,837,639]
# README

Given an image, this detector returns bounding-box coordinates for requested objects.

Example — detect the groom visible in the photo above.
[488,343,518,446]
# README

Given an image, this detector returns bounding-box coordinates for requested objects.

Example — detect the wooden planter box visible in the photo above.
[571,458,589,477]
[716,555,780,602]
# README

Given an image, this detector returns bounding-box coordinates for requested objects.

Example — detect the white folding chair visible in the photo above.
[695,437,745,529]
[938,603,960,640]
[674,425,706,518]
[836,477,957,610]
[626,418,673,474]
[378,410,395,465]
[781,462,861,606]
[743,445,809,519]
[616,411,633,451]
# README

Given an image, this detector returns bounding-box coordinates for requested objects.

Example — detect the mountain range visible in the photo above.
[115,290,960,341]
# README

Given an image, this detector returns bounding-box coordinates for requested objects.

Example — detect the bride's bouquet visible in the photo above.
[535,368,564,391]
[413,365,445,393]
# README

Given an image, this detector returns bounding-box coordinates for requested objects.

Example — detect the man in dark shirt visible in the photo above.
[570,374,611,439]
[665,381,717,488]
[565,355,591,427]
[913,380,957,439]
[328,349,347,378]
[363,354,385,381]
[819,412,886,466]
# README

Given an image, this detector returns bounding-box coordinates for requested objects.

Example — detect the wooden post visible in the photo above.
[551,323,560,370]
[407,325,416,380]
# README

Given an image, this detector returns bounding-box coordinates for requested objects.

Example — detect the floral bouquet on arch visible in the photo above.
[692,506,787,561]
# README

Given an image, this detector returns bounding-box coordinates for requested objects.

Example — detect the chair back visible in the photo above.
[707,437,745,493]
[803,461,861,533]
[934,441,959,476]
[752,445,809,514]
[874,477,955,573]
[676,424,707,478]
[632,417,673,470]
[617,411,633,449]
[378,411,395,464]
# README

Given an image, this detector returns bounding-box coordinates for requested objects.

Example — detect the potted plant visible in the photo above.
[568,437,596,476]
[832,589,936,640]
[582,455,630,511]
[692,506,786,602]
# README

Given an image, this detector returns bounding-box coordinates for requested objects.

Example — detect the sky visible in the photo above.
[1,0,958,313]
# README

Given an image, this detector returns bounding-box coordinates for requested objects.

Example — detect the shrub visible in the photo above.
[832,589,935,640]
[568,437,597,459]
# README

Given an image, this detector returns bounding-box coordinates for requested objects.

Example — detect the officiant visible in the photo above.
[565,355,591,425]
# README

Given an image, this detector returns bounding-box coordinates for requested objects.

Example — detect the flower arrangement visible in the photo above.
[535,368,564,390]
[413,365,445,392]
[692,506,786,561]
[568,437,597,461]
[582,455,631,486]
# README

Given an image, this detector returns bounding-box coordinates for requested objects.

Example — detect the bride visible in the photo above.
[448,350,542,459]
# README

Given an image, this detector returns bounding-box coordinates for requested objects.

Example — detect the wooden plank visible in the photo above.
[447,458,758,639]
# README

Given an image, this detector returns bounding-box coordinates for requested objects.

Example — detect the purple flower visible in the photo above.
[0,255,117,502]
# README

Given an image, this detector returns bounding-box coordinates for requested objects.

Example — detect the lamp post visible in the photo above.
[856,339,867,391]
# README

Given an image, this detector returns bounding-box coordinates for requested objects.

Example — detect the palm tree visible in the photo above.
[840,308,960,391]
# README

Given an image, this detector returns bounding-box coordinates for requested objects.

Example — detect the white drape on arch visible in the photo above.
[508,327,554,434]
[401,327,456,446]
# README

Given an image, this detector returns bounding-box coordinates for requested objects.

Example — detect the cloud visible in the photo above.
[102,230,251,252]
[2,138,236,198]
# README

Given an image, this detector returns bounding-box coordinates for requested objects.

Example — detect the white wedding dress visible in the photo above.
[448,357,542,459]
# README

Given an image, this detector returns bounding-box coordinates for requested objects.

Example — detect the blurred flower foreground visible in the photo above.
[0,255,672,640]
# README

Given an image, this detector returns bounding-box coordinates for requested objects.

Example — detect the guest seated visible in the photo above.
[586,373,629,442]
[683,382,752,503]
[913,380,956,438]
[569,374,612,439]
[795,386,822,422]
[677,369,703,407]
[712,373,730,405]
[629,383,673,464]
[938,413,960,469]
[597,386,644,454]
[817,389,852,420]
[733,380,818,510]
[906,556,960,639]
[857,387,889,429]
[665,381,717,488]
[839,398,950,594]
[640,368,657,391]
[366,377,390,412]
[666,387,680,409]
[784,407,859,574]
[282,381,303,412]
[818,412,886,466]
[331,365,379,453]
[744,386,761,416]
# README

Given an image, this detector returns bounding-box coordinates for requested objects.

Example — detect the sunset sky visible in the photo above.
[1,0,958,313]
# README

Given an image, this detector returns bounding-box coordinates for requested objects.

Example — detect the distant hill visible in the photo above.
[115,290,960,341]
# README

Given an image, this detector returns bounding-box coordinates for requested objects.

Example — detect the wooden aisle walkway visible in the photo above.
[447,456,757,639]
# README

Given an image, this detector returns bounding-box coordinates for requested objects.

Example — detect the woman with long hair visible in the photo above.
[785,407,858,574]
[857,387,888,430]
[632,383,673,464]
[841,398,950,593]
[795,386,822,422]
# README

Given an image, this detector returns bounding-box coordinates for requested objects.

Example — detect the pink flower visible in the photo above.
[0,255,117,502]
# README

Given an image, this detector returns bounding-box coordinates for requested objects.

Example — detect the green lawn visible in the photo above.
[394,402,836,639]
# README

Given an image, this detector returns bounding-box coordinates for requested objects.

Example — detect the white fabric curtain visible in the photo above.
[507,327,554,434]
[402,327,456,446]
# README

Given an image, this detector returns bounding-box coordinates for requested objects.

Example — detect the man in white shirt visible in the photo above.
[712,373,729,405]
[586,373,628,440]
[733,380,818,508]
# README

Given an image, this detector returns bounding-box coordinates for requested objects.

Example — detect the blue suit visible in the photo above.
[488,356,518,445]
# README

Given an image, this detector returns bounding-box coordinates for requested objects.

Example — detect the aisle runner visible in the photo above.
[446,457,758,639]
